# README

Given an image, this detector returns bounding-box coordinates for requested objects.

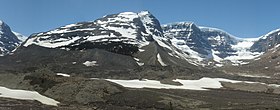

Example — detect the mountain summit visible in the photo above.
[0,20,22,56]
[20,11,193,68]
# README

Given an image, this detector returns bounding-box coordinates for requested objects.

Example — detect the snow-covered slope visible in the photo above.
[21,11,194,67]
[162,22,262,66]
[23,11,164,50]
[13,31,28,42]
[250,28,280,52]
[0,20,21,56]
[163,22,211,57]
[224,38,263,65]
[0,86,59,106]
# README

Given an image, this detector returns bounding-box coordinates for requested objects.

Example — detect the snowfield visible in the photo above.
[104,77,280,91]
[0,86,59,106]
[157,53,167,66]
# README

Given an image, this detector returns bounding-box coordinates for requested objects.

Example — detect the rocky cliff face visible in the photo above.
[0,20,21,56]
[162,22,240,58]
[250,29,280,52]
[162,22,263,66]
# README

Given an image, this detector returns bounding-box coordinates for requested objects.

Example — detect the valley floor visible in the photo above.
[1,88,280,110]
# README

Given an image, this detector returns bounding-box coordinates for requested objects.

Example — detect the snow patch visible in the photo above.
[157,53,167,66]
[138,49,145,52]
[56,73,70,77]
[23,37,80,48]
[211,49,223,63]
[134,58,144,66]
[0,86,59,106]
[155,39,172,50]
[136,62,145,66]
[238,74,271,78]
[104,77,280,91]
[215,64,223,67]
[133,58,140,61]
[83,61,98,67]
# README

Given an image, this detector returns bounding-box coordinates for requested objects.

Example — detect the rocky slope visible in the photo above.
[0,20,22,56]
[250,29,280,52]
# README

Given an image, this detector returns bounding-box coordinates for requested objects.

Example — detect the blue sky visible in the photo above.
[0,0,279,38]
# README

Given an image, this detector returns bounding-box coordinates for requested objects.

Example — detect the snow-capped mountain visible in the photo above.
[0,20,21,56]
[162,22,262,66]
[19,11,279,68]
[21,11,194,68]
[23,11,167,55]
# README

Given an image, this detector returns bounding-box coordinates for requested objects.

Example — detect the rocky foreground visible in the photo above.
[1,70,280,110]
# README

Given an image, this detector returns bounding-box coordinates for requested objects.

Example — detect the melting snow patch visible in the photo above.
[24,36,81,48]
[136,62,145,66]
[238,74,271,78]
[211,50,223,63]
[83,61,98,67]
[168,53,174,57]
[133,58,140,61]
[104,77,239,90]
[56,73,70,77]
[0,86,59,106]
[215,64,223,67]
[104,77,280,91]
[155,39,172,50]
[134,58,144,66]
[157,53,167,66]
[138,49,145,52]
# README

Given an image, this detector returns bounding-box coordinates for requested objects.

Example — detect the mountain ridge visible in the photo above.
[3,11,280,68]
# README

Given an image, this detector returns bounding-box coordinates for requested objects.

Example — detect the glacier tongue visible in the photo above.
[224,39,263,65]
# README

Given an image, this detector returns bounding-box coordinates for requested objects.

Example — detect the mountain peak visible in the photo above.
[138,10,151,16]
[23,11,164,50]
[0,20,21,56]
[0,20,8,31]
